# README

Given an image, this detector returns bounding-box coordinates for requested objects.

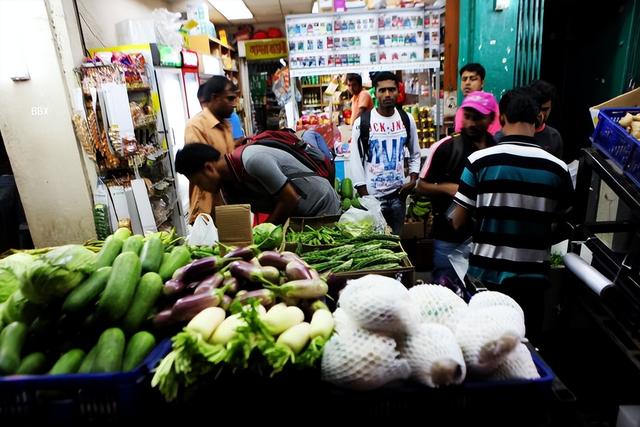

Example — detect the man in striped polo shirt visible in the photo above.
[450,88,573,339]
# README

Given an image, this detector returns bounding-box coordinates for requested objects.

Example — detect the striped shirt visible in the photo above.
[453,135,574,285]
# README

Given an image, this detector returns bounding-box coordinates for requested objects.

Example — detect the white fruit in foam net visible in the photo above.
[455,305,526,375]
[338,275,420,334]
[402,323,466,387]
[468,291,525,322]
[333,307,358,336]
[408,284,468,330]
[490,342,540,381]
[321,328,411,390]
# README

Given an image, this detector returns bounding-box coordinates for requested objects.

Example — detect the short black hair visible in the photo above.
[175,143,221,176]
[372,71,398,88]
[459,63,486,80]
[197,83,207,103]
[499,88,539,125]
[528,80,556,105]
[199,76,232,103]
[346,73,362,85]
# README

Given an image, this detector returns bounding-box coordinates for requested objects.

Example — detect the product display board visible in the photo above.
[285,7,441,77]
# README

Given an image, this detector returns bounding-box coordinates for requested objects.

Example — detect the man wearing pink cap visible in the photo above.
[416,91,497,288]
[453,63,501,135]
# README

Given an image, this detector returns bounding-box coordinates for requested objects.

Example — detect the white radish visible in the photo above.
[309,309,335,340]
[261,305,304,335]
[186,307,226,341]
[209,313,245,345]
[277,322,311,354]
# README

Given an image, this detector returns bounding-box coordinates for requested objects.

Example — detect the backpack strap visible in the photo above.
[225,145,250,183]
[445,133,465,175]
[357,110,372,167]
[396,106,412,148]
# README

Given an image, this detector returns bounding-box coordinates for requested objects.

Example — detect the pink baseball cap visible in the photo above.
[460,91,498,115]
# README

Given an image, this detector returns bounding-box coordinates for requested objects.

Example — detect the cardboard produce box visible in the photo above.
[215,204,253,248]
[590,87,640,128]
[284,215,343,253]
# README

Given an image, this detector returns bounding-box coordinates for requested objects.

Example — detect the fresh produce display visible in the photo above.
[252,223,284,250]
[333,177,363,211]
[0,227,187,377]
[301,239,408,274]
[321,275,539,390]
[286,223,397,246]
[407,194,432,220]
[150,250,334,401]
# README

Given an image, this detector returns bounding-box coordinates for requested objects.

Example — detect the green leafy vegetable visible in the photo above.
[0,253,34,303]
[252,223,283,250]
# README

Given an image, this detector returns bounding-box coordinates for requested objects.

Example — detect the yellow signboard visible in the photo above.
[244,38,288,60]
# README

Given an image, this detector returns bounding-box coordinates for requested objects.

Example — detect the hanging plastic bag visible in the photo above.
[338,207,375,236]
[359,196,388,233]
[186,213,219,246]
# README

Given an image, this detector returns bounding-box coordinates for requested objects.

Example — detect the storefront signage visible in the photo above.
[244,38,288,60]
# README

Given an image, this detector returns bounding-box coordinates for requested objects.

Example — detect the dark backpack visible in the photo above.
[225,129,336,184]
[357,107,413,166]
[444,133,465,178]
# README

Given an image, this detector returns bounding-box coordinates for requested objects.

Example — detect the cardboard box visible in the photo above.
[284,215,343,253]
[401,220,430,239]
[215,204,253,247]
[590,87,640,128]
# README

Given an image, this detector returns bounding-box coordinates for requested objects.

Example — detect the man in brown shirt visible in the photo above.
[347,73,373,123]
[185,76,238,223]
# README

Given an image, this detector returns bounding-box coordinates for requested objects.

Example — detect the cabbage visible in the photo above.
[21,245,96,304]
[252,223,283,250]
[0,253,35,303]
[1,290,38,324]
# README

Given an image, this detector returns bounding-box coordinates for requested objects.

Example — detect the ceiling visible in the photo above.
[207,0,314,25]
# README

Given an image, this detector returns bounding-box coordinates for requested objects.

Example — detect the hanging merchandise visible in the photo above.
[272,66,292,105]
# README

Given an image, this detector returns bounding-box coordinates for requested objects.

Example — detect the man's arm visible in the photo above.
[349,117,369,196]
[415,137,458,197]
[399,116,422,197]
[416,180,458,197]
[266,182,300,225]
[451,203,470,231]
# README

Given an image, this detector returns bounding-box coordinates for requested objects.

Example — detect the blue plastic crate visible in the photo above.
[0,338,171,423]
[592,107,640,170]
[624,141,640,187]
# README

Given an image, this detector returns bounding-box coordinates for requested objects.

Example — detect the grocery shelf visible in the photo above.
[290,60,439,77]
[210,37,235,52]
[301,84,329,88]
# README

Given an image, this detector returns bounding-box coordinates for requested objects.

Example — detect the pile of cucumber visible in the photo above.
[334,177,363,211]
[0,227,193,376]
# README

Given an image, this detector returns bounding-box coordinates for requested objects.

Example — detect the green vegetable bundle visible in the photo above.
[301,240,407,274]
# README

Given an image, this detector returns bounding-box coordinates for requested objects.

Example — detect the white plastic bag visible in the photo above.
[448,239,472,283]
[186,213,218,246]
[358,195,388,233]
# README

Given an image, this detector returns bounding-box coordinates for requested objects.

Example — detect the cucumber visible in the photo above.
[140,236,164,273]
[112,227,132,241]
[122,331,156,371]
[16,352,47,375]
[122,235,144,255]
[158,246,192,281]
[122,272,164,332]
[77,345,98,373]
[49,349,85,375]
[0,321,27,374]
[93,328,125,373]
[95,235,123,269]
[62,266,112,313]
[97,252,142,322]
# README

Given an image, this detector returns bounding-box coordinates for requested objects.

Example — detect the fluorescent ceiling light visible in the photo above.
[208,0,253,20]
[312,1,319,13]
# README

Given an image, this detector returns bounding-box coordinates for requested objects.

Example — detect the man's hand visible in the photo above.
[399,173,418,199]
[266,182,300,225]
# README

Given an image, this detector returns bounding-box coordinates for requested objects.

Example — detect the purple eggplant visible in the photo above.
[222,276,239,294]
[261,266,281,283]
[223,245,259,261]
[199,272,225,289]
[232,289,276,307]
[163,278,186,296]
[285,260,313,281]
[180,256,220,284]
[229,260,277,285]
[186,280,201,290]
[266,279,328,299]
[172,265,188,281]
[281,251,305,264]
[257,251,289,269]
[153,309,174,328]
[171,292,222,322]
[220,295,232,311]
[194,283,213,295]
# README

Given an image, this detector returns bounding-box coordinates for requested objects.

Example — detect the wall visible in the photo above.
[458,0,520,102]
[0,0,95,246]
[77,0,170,48]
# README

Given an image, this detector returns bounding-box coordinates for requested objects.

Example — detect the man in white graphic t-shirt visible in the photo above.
[350,71,421,235]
